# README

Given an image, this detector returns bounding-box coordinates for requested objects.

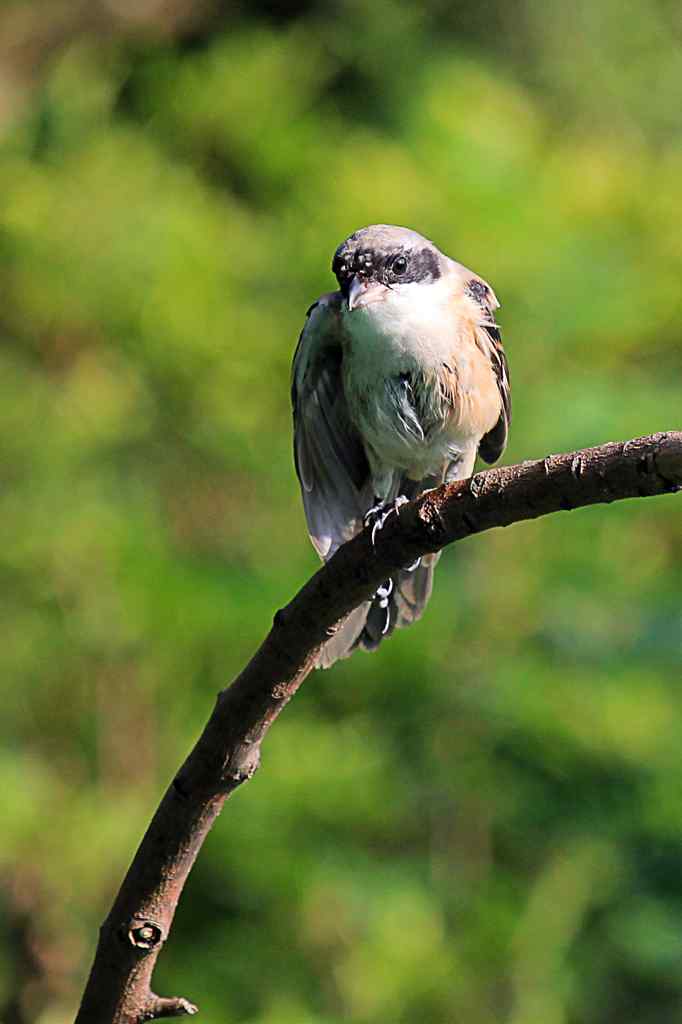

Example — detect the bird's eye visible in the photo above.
[391,255,409,276]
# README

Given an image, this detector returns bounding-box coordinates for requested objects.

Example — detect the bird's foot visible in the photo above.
[373,578,393,636]
[375,577,393,608]
[364,496,408,547]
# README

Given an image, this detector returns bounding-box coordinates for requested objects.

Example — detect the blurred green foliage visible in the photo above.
[0,1,681,1021]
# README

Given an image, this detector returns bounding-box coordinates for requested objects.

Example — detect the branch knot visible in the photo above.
[127,919,164,951]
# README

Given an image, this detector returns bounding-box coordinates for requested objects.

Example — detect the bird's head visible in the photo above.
[332,225,444,312]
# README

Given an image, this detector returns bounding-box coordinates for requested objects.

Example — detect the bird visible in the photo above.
[291,224,510,668]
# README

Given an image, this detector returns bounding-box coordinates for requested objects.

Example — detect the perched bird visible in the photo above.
[292,225,510,667]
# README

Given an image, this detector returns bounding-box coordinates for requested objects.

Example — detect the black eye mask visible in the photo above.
[333,246,441,290]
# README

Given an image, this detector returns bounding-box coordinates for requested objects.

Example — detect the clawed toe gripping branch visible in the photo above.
[74,432,682,1023]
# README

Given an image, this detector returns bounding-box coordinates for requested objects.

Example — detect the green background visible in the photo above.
[1,2,681,1021]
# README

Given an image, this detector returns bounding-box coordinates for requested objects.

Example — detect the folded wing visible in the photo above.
[477,320,511,464]
[463,276,511,465]
[292,293,373,560]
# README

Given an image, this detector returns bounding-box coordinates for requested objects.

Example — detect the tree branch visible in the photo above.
[74,431,682,1023]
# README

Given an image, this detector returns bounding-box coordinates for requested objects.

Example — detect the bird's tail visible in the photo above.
[315,552,440,669]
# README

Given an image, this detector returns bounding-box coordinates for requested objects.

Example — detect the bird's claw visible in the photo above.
[364,497,414,637]
[375,577,393,608]
[364,496,409,547]
[374,580,393,635]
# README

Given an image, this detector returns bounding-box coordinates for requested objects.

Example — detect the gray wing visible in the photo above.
[292,292,373,560]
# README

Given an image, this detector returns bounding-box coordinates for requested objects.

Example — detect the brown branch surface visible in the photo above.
[74,432,682,1023]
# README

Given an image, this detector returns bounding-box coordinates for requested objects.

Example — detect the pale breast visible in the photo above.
[341,277,502,479]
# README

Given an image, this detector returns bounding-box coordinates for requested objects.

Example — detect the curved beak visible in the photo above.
[347,275,387,312]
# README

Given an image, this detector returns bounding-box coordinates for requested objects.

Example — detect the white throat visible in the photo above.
[342,276,454,376]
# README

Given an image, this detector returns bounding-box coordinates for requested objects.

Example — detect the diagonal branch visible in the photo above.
[74,431,682,1023]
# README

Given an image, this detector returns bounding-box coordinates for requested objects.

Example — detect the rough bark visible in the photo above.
[74,431,682,1023]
